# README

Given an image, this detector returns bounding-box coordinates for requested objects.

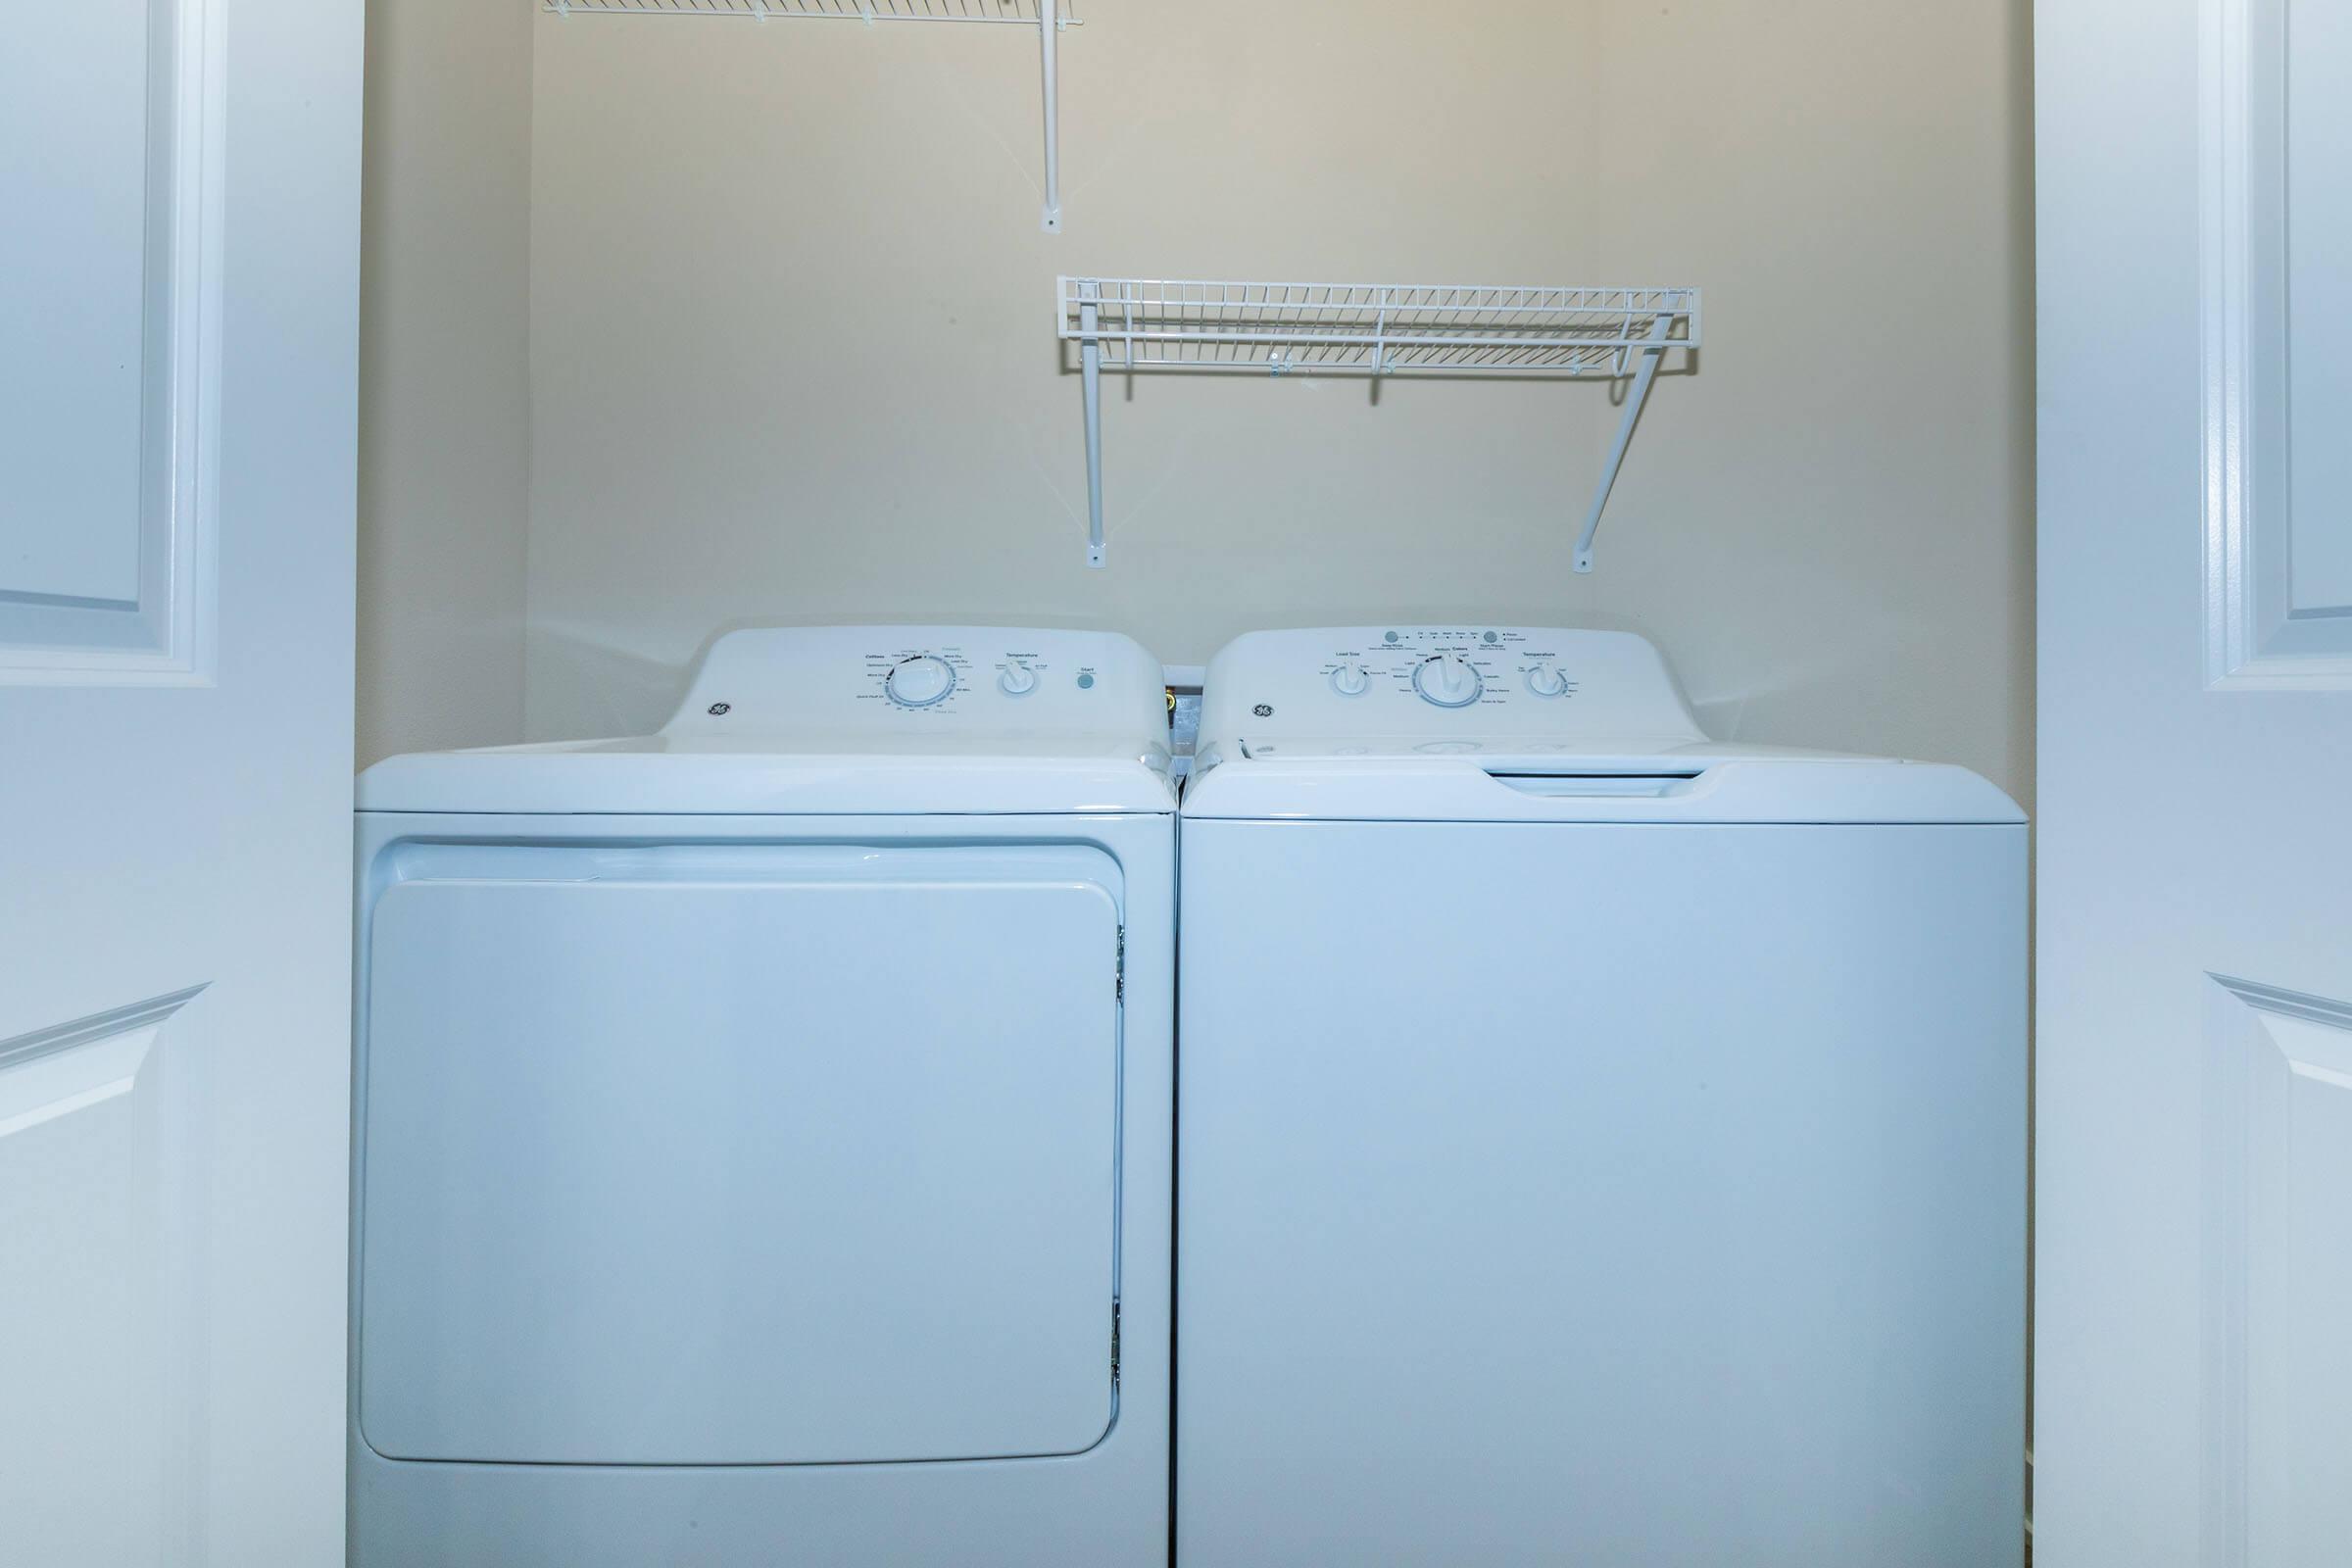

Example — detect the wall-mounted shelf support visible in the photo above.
[1036,2,1061,231]
[1079,288,1105,564]
[1055,278,1700,572]
[545,0,1077,232]
[1574,309,1677,574]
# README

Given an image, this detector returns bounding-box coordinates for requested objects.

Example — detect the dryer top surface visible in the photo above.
[360,626,1176,815]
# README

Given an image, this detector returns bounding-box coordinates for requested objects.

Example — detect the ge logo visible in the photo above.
[1252,704,1274,717]
[708,703,732,716]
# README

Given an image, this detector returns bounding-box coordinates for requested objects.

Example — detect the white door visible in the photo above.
[2038,1,2352,1563]
[0,0,362,1562]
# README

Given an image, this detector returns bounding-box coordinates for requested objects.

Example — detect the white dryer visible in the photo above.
[350,626,1173,1568]
[1176,626,2026,1567]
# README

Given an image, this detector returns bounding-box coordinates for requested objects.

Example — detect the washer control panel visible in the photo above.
[663,625,1170,749]
[1199,626,1706,751]
[1261,628,1579,713]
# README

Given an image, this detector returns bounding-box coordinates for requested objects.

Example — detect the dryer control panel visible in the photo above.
[662,626,1170,752]
[1198,626,1708,752]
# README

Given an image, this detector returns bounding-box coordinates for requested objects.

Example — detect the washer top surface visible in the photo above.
[359,626,1175,815]
[1183,626,2023,825]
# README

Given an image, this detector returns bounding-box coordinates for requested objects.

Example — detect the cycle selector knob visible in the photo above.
[885,655,956,708]
[1412,652,1484,709]
[999,662,1039,696]
[1525,663,1570,698]
[1329,662,1371,697]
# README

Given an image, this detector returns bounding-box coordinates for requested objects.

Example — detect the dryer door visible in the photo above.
[357,842,1123,1467]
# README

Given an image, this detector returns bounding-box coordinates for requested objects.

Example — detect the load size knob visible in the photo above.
[885,655,956,708]
[1330,663,1371,697]
[1412,652,1484,709]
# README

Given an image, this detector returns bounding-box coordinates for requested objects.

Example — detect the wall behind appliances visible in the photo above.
[366,0,2033,805]
[357,0,534,766]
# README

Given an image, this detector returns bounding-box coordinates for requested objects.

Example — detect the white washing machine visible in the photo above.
[350,626,1173,1568]
[1176,626,2027,1567]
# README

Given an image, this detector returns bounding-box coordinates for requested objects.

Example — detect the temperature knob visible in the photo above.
[885,655,956,708]
[999,662,1039,696]
[1329,662,1371,697]
[1525,663,1570,698]
[1412,652,1484,709]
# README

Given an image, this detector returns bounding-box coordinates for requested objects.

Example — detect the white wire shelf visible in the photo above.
[545,1,1075,22]
[1057,277,1700,570]
[1055,280,1697,378]
[545,0,1079,230]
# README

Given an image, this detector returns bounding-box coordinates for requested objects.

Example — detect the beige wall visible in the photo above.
[368,0,2033,805]
[357,0,535,767]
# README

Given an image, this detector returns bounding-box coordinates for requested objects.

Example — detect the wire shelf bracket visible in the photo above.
[1055,277,1701,571]
[546,0,1080,232]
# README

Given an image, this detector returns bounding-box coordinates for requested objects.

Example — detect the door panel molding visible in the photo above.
[2202,0,2352,688]
[0,983,213,1562]
[2201,974,2352,1567]
[0,0,220,685]
[0,984,207,1138]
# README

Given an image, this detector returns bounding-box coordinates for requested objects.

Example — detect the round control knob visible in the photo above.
[999,662,1039,697]
[1525,663,1570,698]
[1412,652,1484,709]
[1329,663,1371,697]
[885,655,956,708]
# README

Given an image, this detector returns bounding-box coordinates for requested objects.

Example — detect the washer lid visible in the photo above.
[1182,745,2023,824]
[358,626,1176,815]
